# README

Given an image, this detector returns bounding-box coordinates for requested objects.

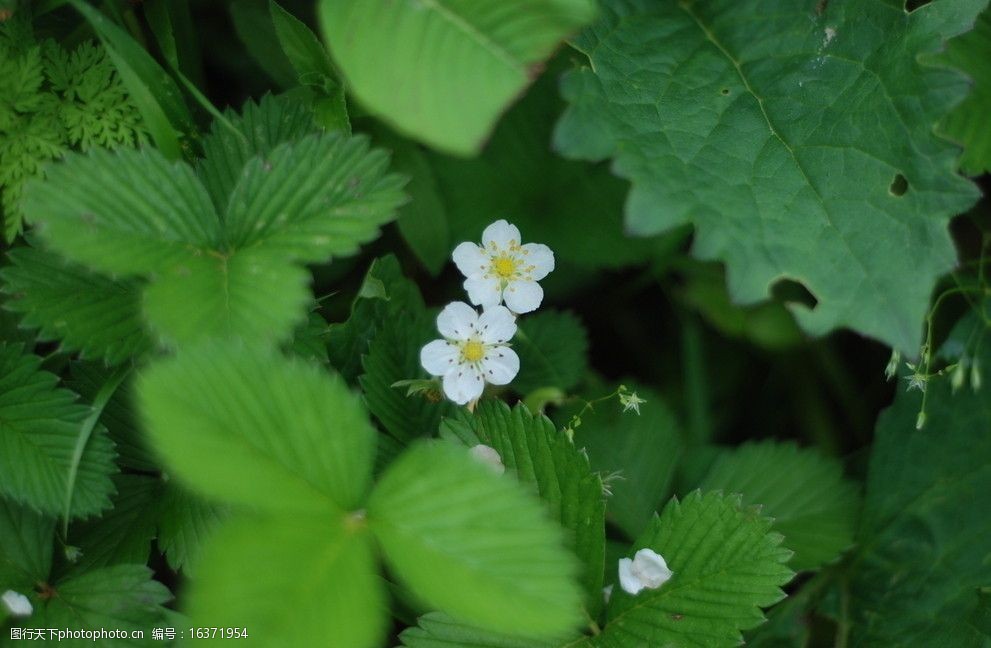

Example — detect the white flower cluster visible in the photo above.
[420,220,554,405]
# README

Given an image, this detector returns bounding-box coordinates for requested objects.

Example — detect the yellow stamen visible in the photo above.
[461,340,485,363]
[492,255,518,279]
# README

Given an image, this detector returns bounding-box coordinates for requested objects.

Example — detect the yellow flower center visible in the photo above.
[461,340,485,363]
[492,255,518,279]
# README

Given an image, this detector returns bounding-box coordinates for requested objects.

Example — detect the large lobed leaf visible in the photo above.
[555,0,983,353]
[369,440,583,639]
[597,491,793,647]
[0,343,116,519]
[319,0,597,155]
[137,342,376,513]
[442,401,605,611]
[937,8,991,175]
[698,440,860,571]
[848,345,991,645]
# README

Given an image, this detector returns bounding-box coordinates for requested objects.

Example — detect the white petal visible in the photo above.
[617,558,644,595]
[503,280,544,314]
[2,590,32,617]
[442,366,485,405]
[631,549,673,589]
[482,219,521,249]
[420,339,458,376]
[437,301,478,340]
[464,276,502,308]
[477,305,517,344]
[521,243,555,280]
[452,242,489,278]
[481,346,519,385]
[469,444,505,474]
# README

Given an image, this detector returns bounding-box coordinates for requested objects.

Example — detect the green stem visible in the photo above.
[62,364,130,537]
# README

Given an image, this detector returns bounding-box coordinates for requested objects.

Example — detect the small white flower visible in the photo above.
[619,389,646,415]
[452,219,555,314]
[617,548,673,595]
[2,590,32,617]
[420,302,520,405]
[469,444,505,474]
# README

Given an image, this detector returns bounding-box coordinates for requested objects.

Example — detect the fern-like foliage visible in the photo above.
[0,16,145,241]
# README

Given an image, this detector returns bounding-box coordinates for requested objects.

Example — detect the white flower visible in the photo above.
[617,548,673,595]
[469,444,505,474]
[420,302,520,405]
[2,590,32,617]
[452,219,555,314]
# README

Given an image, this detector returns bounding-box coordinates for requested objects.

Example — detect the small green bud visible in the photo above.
[884,349,901,381]
[972,357,982,391]
[64,545,82,562]
[915,410,926,430]
[951,359,967,393]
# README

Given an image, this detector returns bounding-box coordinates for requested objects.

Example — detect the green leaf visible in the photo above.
[937,9,991,175]
[0,343,116,518]
[157,481,225,574]
[328,255,425,382]
[430,66,663,271]
[0,245,151,366]
[289,310,331,364]
[569,388,682,539]
[514,310,588,395]
[230,0,299,89]
[848,346,991,644]
[23,147,219,276]
[188,513,383,648]
[69,0,193,160]
[555,0,982,354]
[442,401,605,614]
[368,440,582,638]
[67,475,159,574]
[399,612,567,648]
[698,441,860,571]
[196,94,318,211]
[597,491,793,647]
[0,497,54,591]
[142,248,311,347]
[359,310,452,443]
[224,133,406,265]
[22,564,172,641]
[270,0,335,81]
[137,342,376,513]
[319,0,597,155]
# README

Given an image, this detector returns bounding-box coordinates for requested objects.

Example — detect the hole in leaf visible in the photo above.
[889,173,908,196]
[771,278,818,310]
[905,0,931,11]
[720,88,730,95]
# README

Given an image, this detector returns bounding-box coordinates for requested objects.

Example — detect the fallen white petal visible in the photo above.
[617,558,644,595]
[469,444,505,474]
[2,590,32,617]
[631,548,673,589]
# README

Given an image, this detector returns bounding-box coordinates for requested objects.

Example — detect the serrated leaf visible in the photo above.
[569,388,683,539]
[369,440,583,638]
[0,245,151,366]
[142,248,311,347]
[399,612,568,648]
[514,310,588,395]
[196,94,318,210]
[289,310,331,364]
[555,0,983,353]
[67,475,159,574]
[188,513,384,648]
[360,310,452,443]
[0,497,54,591]
[157,482,225,575]
[597,491,793,647]
[224,133,405,264]
[319,0,597,155]
[137,342,376,513]
[20,564,172,642]
[849,346,991,645]
[328,255,425,382]
[0,343,116,518]
[23,147,219,277]
[937,9,991,175]
[698,441,860,571]
[442,401,605,614]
